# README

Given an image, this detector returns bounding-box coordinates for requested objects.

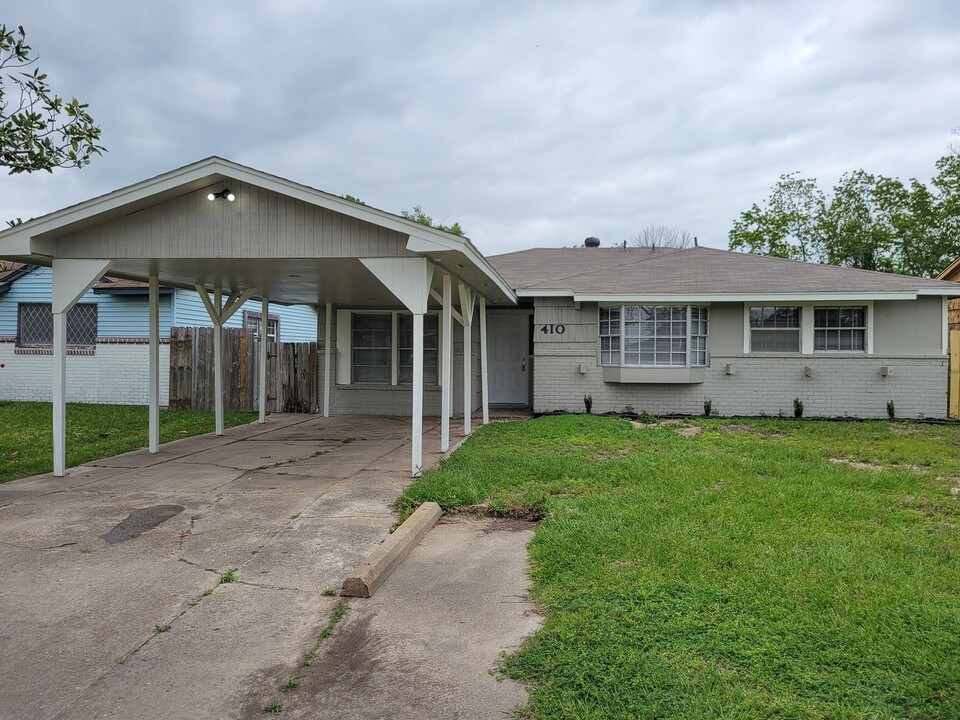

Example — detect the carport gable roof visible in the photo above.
[0,157,516,306]
[489,246,960,301]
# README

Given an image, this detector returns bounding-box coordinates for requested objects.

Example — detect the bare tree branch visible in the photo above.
[631,225,696,248]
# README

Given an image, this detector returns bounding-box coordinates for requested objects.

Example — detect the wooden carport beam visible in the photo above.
[430,289,463,326]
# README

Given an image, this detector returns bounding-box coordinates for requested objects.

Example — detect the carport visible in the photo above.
[0,157,517,477]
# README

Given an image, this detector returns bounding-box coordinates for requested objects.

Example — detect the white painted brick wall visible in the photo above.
[532,299,948,419]
[0,343,170,406]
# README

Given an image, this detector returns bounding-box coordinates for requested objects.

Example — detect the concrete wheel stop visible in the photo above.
[341,501,443,598]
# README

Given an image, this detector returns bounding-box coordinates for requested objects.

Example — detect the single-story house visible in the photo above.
[488,246,958,419]
[0,263,317,405]
[0,157,956,478]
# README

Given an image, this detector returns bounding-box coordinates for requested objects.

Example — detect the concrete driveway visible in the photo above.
[0,415,537,720]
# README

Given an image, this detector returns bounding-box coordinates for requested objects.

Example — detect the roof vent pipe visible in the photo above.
[584,236,600,248]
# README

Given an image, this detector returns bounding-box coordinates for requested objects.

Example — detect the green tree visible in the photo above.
[401,205,465,236]
[729,172,827,262]
[729,156,960,278]
[1,24,104,174]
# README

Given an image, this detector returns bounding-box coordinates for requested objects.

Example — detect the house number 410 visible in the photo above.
[540,324,565,334]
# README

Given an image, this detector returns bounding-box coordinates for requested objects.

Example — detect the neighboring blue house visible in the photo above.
[0,264,317,405]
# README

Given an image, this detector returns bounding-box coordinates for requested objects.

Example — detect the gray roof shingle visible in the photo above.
[487,247,960,295]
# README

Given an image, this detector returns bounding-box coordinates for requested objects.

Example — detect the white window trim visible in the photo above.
[743,301,874,355]
[598,303,710,369]
[338,309,441,386]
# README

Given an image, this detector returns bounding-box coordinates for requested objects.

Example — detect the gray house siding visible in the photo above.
[317,308,482,417]
[531,297,947,419]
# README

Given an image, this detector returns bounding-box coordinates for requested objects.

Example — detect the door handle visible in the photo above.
[521,357,527,373]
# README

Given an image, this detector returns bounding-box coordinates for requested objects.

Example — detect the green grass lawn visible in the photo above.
[400,415,960,719]
[0,401,255,483]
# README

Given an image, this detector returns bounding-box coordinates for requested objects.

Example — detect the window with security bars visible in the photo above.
[749,306,800,352]
[18,303,98,348]
[814,306,866,351]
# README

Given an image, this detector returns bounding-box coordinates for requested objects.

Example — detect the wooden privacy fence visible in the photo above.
[168,327,317,413]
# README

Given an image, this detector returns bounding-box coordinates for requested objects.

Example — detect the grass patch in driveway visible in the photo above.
[399,415,960,719]
[0,401,254,483]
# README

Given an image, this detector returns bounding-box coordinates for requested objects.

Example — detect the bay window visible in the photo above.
[599,305,708,367]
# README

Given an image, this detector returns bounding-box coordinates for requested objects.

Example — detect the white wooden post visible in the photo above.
[412,312,424,476]
[358,258,435,477]
[148,274,160,452]
[458,283,476,436]
[52,311,67,476]
[323,302,332,417]
[440,273,452,452]
[479,296,489,425]
[213,284,224,435]
[259,294,269,423]
[51,258,112,476]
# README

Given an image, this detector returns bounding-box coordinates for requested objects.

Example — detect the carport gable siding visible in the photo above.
[43,180,416,260]
[172,288,317,342]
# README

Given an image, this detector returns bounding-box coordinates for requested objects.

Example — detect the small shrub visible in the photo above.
[583,394,593,414]
[703,398,712,417]
[638,410,656,424]
[887,400,895,419]
[793,398,804,418]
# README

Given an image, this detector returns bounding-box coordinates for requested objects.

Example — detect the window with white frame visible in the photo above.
[244,311,279,343]
[599,306,621,365]
[398,314,439,384]
[814,306,866,352]
[599,305,708,367]
[17,303,98,349]
[352,313,393,383]
[351,311,439,384]
[690,306,709,366]
[749,306,800,352]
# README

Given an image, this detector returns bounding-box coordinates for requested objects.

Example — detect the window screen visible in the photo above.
[749,306,800,352]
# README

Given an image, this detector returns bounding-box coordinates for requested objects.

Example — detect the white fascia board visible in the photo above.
[916,287,960,296]
[516,289,575,297]
[405,234,517,305]
[572,292,919,303]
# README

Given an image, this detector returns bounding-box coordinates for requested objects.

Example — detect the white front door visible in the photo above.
[488,313,530,405]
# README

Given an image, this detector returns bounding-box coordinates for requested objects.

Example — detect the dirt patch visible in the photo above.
[630,421,658,430]
[938,477,960,496]
[890,425,922,436]
[677,426,702,437]
[100,504,184,544]
[595,447,630,460]
[448,503,545,522]
[722,424,752,435]
[829,458,883,471]
[695,482,726,495]
[766,431,788,439]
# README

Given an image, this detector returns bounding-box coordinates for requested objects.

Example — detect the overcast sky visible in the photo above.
[2,0,958,256]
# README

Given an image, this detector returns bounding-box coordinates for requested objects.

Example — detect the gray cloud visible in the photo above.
[2,0,958,255]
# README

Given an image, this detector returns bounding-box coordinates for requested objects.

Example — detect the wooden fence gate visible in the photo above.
[168,327,317,413]
[950,300,960,419]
